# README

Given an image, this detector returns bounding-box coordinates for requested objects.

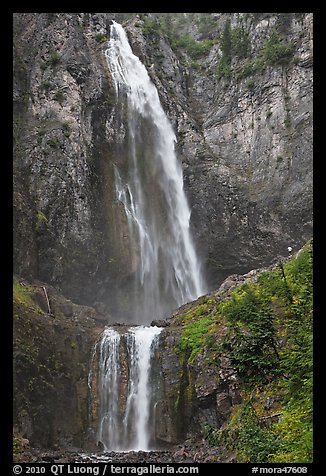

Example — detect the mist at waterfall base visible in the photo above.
[92,21,206,453]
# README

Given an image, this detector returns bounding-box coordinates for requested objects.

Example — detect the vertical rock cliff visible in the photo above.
[13,13,313,457]
[13,13,126,314]
[124,13,313,287]
[13,13,312,312]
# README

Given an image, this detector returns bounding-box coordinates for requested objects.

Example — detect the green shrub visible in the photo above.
[47,137,60,148]
[246,79,255,89]
[13,276,38,310]
[40,50,61,69]
[284,113,291,129]
[187,38,215,59]
[208,240,313,462]
[270,397,313,462]
[220,285,281,387]
[95,32,107,43]
[261,30,295,66]
[178,316,215,362]
[204,401,281,463]
[171,34,214,60]
[231,26,250,58]
[49,51,60,65]
[142,18,160,36]
[13,436,18,454]
[41,80,54,92]
[218,19,251,78]
[53,90,66,104]
[35,210,49,232]
[36,210,48,223]
[234,61,256,80]
[217,56,231,78]
[234,26,295,82]
[61,121,72,138]
[217,17,232,78]
[221,18,232,64]
[229,403,281,462]
[36,128,46,145]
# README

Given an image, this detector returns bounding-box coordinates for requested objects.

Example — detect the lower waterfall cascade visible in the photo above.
[96,326,162,451]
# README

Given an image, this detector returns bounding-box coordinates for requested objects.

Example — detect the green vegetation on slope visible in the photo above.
[177,239,313,462]
[13,276,43,312]
[138,13,296,77]
[140,14,217,66]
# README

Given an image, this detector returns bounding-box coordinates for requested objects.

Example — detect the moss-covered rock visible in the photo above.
[13,275,105,449]
[159,240,312,462]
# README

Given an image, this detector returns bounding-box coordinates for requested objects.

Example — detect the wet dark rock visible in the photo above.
[92,313,110,323]
[14,443,232,463]
[31,291,50,313]
[151,319,170,327]
[13,277,105,449]
[97,441,104,451]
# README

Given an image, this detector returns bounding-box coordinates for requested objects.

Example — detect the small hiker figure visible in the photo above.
[287,246,293,256]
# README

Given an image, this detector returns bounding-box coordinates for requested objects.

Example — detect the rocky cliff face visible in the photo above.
[13,13,127,314]
[13,13,313,313]
[13,240,312,460]
[13,275,106,447]
[154,310,242,446]
[126,13,313,287]
[13,12,313,458]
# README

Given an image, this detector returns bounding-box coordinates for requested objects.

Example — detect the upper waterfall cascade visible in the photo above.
[105,20,206,324]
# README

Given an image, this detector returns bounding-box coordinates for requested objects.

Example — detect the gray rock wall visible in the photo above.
[13,12,313,313]
[13,278,104,447]
[124,13,313,288]
[13,13,129,312]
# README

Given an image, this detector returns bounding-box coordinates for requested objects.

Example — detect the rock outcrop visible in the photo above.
[13,13,129,315]
[13,275,105,447]
[153,296,241,446]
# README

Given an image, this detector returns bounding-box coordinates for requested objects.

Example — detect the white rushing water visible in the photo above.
[97,326,162,451]
[123,326,162,450]
[97,328,121,450]
[105,21,206,324]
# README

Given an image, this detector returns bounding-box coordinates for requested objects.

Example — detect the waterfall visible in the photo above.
[97,328,121,450]
[96,326,162,451]
[92,20,207,453]
[106,20,206,324]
